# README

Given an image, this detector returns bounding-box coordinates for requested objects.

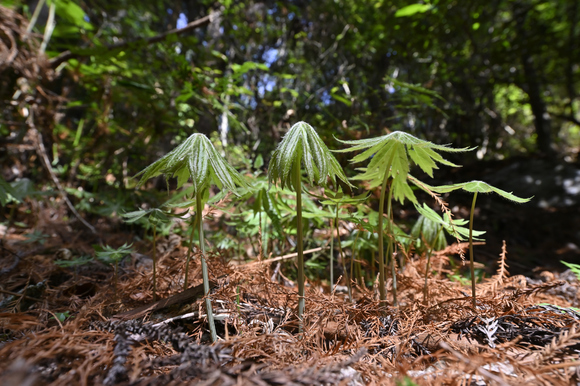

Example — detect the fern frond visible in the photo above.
[268,121,352,191]
[432,180,532,203]
[337,131,473,204]
[135,133,248,196]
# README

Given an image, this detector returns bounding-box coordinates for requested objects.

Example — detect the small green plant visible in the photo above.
[561,261,580,280]
[413,203,485,302]
[310,189,369,297]
[23,230,50,245]
[135,133,248,343]
[54,255,93,283]
[336,131,471,305]
[122,207,173,301]
[0,177,20,206]
[95,243,134,296]
[51,311,72,323]
[268,121,351,327]
[429,180,531,308]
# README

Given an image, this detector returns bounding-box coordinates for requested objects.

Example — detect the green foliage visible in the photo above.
[337,131,472,305]
[411,214,447,254]
[309,189,370,291]
[95,242,134,296]
[23,230,50,245]
[54,255,93,268]
[135,133,249,196]
[51,311,72,323]
[430,180,533,203]
[336,131,472,204]
[95,243,134,265]
[427,180,531,308]
[122,207,172,227]
[268,121,352,191]
[414,203,485,243]
[268,121,351,327]
[561,261,580,281]
[0,177,20,206]
[395,4,434,18]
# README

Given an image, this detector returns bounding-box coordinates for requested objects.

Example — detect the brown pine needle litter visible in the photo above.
[1,239,580,386]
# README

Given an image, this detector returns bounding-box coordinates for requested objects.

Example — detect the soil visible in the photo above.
[1,157,580,385]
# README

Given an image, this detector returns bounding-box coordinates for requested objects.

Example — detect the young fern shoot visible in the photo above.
[135,133,248,343]
[268,121,352,327]
[309,189,369,297]
[413,203,485,302]
[336,131,472,305]
[429,180,531,308]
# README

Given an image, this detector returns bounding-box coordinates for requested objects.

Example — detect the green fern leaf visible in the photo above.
[268,121,352,191]
[337,131,472,204]
[0,177,20,206]
[135,133,248,196]
[414,203,485,241]
[430,180,532,203]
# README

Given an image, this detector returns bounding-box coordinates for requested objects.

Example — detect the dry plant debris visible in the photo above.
[1,233,580,386]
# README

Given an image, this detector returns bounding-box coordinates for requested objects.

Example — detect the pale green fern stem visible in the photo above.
[197,192,217,342]
[423,225,443,303]
[469,191,478,309]
[385,182,397,306]
[351,228,362,287]
[293,161,305,329]
[152,225,157,302]
[336,204,352,303]
[330,216,334,290]
[377,167,390,303]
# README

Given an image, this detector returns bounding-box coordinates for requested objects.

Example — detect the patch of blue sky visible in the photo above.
[177,13,188,29]
[262,48,278,68]
[257,75,276,98]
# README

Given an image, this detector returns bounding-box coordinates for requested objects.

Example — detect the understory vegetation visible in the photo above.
[1,1,580,385]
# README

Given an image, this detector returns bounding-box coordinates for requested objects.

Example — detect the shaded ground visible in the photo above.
[1,207,580,385]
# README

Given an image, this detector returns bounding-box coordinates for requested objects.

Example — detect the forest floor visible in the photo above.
[1,195,580,386]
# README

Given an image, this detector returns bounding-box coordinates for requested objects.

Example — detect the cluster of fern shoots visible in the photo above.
[133,121,531,341]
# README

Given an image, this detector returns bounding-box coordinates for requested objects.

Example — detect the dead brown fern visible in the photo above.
[481,240,510,297]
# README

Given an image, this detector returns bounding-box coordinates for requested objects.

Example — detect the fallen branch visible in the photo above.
[111,279,217,321]
[242,247,327,268]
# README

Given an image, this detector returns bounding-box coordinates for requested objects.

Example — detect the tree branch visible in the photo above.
[550,112,580,127]
[50,11,220,68]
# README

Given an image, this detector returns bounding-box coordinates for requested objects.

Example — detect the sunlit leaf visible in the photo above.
[134,133,249,196]
[337,131,473,204]
[414,203,485,241]
[429,180,533,203]
[268,121,352,191]
[395,4,433,18]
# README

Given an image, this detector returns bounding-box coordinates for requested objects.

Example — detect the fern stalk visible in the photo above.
[335,205,352,302]
[152,225,157,301]
[385,181,398,306]
[197,191,217,342]
[423,225,443,303]
[293,161,305,326]
[329,216,334,289]
[468,191,478,309]
[377,168,389,303]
